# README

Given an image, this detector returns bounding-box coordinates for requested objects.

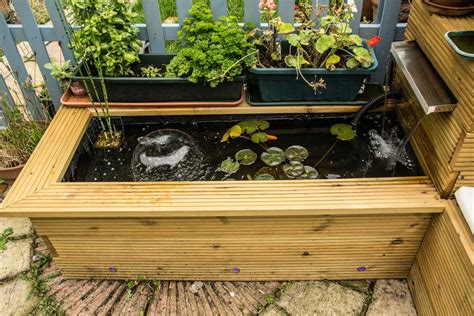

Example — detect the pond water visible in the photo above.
[63,113,423,182]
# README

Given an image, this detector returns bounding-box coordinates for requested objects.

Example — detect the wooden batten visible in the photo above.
[401,0,474,197]
[408,200,474,315]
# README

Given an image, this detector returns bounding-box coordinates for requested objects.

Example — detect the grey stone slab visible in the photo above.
[0,239,32,280]
[0,278,39,316]
[367,279,417,316]
[276,281,366,315]
[0,218,33,238]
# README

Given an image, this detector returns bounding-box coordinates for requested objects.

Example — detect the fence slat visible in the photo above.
[349,0,363,35]
[244,0,260,26]
[372,0,402,83]
[0,75,14,127]
[279,0,295,23]
[319,0,330,17]
[142,0,166,53]
[211,0,227,19]
[0,14,43,119]
[44,0,75,64]
[177,0,193,24]
[13,0,62,111]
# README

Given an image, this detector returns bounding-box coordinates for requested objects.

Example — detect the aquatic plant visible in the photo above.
[314,123,356,168]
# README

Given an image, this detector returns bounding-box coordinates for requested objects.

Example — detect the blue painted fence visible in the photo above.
[0,0,405,124]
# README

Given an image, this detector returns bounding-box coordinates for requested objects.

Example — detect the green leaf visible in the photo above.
[349,34,363,46]
[235,149,257,165]
[284,55,309,68]
[229,125,242,138]
[330,123,356,141]
[283,161,305,178]
[346,58,359,69]
[285,145,309,162]
[220,158,240,174]
[315,35,335,54]
[286,34,300,47]
[337,23,352,34]
[237,121,258,134]
[353,47,373,68]
[325,54,341,70]
[251,132,268,144]
[278,22,295,34]
[261,147,286,166]
[256,120,270,130]
[254,173,275,180]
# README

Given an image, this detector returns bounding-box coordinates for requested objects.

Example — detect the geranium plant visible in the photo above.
[254,1,380,91]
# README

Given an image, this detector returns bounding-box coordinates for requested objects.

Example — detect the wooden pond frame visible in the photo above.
[1,105,445,280]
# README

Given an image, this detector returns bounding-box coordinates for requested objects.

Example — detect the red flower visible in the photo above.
[367,36,381,47]
[294,4,299,10]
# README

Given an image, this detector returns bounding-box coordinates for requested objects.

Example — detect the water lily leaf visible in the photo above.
[298,166,319,179]
[283,161,305,178]
[229,125,242,138]
[251,132,268,144]
[330,123,356,141]
[256,120,270,130]
[284,55,309,68]
[220,158,240,174]
[285,145,309,162]
[235,149,257,165]
[237,121,258,134]
[261,147,286,166]
[278,22,295,34]
[254,173,275,180]
[325,54,341,70]
[315,35,335,54]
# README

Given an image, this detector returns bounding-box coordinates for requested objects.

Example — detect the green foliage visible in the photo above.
[261,147,286,166]
[235,149,257,165]
[65,0,142,77]
[140,65,163,78]
[254,173,275,180]
[283,161,305,178]
[220,158,240,174]
[21,253,64,315]
[221,120,272,143]
[165,1,256,87]
[285,145,309,162]
[44,61,74,81]
[0,103,48,168]
[0,227,13,251]
[255,2,375,90]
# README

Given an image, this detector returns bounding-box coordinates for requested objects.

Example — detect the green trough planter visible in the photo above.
[71,54,245,103]
[249,42,379,103]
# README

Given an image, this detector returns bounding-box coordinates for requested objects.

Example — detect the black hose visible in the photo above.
[350,90,402,128]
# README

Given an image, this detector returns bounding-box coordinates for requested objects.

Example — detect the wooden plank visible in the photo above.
[210,0,227,19]
[141,0,166,54]
[349,0,364,35]
[244,0,260,25]
[44,0,76,63]
[372,0,402,83]
[176,0,193,24]
[0,73,15,111]
[12,0,62,110]
[0,11,43,119]
[408,200,474,315]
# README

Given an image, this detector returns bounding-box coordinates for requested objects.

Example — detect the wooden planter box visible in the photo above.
[0,106,444,280]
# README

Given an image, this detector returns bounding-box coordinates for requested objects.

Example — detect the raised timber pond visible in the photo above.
[0,106,444,280]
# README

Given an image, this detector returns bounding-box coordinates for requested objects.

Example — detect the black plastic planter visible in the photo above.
[71,54,245,103]
[249,45,378,102]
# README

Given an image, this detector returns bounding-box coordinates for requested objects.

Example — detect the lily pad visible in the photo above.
[261,147,286,166]
[221,125,242,142]
[330,123,356,141]
[220,158,240,174]
[298,166,319,179]
[235,149,257,165]
[251,132,268,144]
[283,161,305,178]
[254,173,275,180]
[285,145,309,162]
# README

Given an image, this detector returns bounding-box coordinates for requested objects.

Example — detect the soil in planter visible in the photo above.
[63,113,423,182]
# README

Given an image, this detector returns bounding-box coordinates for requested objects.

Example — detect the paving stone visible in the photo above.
[0,278,39,316]
[337,280,372,293]
[261,304,288,316]
[0,239,32,280]
[367,279,417,316]
[0,218,34,238]
[276,281,366,315]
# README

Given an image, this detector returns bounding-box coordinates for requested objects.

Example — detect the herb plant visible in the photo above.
[65,0,142,77]
[254,1,379,91]
[165,1,256,87]
[140,65,163,78]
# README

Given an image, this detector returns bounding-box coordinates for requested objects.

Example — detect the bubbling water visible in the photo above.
[131,129,208,181]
